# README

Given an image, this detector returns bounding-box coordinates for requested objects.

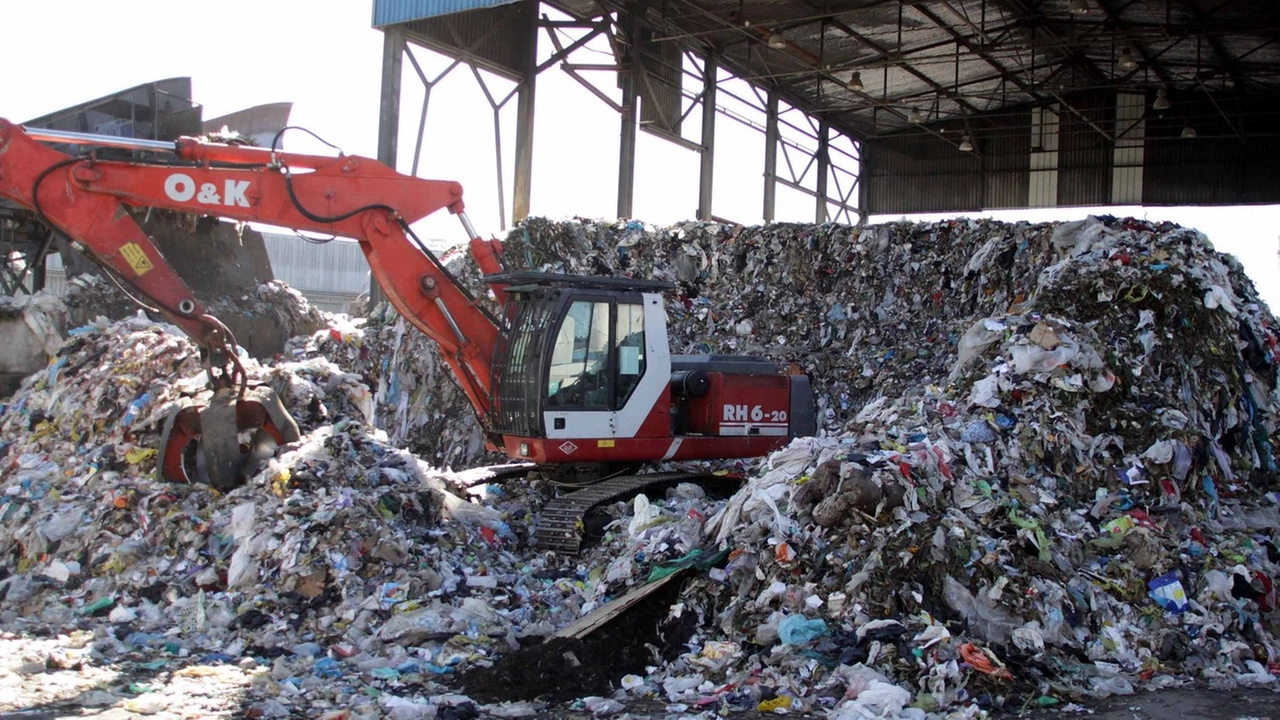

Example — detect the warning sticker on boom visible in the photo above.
[119,242,154,276]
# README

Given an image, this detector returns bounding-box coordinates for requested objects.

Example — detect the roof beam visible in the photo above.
[724,19,1030,86]
[1175,0,1248,92]
[816,8,989,118]
[659,0,970,146]
[647,0,904,44]
[985,0,1113,86]
[886,68,1033,104]
[909,2,1114,143]
[1086,0,1178,87]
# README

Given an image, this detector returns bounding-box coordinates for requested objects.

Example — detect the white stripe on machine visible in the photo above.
[719,423,789,437]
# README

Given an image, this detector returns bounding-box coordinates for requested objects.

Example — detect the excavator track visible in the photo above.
[534,472,742,554]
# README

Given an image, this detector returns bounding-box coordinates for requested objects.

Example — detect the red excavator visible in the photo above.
[0,118,815,552]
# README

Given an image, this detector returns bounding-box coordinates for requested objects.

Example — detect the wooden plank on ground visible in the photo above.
[550,571,683,641]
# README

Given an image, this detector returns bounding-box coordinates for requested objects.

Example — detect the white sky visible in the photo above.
[3,0,1277,309]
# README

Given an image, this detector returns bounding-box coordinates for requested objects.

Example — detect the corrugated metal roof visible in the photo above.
[400,4,531,80]
[511,0,1280,143]
[373,0,520,27]
[373,0,1280,211]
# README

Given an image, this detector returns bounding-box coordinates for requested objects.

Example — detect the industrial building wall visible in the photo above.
[863,92,1280,215]
[258,234,370,313]
[862,111,1031,213]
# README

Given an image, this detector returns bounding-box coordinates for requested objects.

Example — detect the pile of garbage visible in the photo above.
[303,305,499,471]
[50,272,329,361]
[1,214,1278,718]
[0,310,679,716]
[482,215,1279,715]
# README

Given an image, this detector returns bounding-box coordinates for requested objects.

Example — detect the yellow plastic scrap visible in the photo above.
[271,468,293,496]
[758,695,794,712]
[124,447,157,464]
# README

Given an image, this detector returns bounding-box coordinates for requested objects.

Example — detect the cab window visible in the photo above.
[547,300,611,407]
[615,303,645,408]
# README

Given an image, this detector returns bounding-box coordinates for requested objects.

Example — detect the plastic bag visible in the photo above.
[1049,215,1106,255]
[950,318,1005,382]
[1088,675,1135,697]
[628,494,659,537]
[41,508,85,542]
[943,576,1021,644]
[969,375,1001,408]
[1009,340,1078,374]
[832,680,912,719]
[778,615,828,645]
[960,420,996,443]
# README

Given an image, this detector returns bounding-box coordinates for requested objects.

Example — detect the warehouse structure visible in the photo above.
[4,1,1278,304]
[372,0,1280,225]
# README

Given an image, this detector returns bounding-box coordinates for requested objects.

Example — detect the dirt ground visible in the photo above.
[1031,685,1280,719]
[4,626,1280,719]
[458,574,691,704]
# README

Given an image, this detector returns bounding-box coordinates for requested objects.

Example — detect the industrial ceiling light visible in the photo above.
[1181,124,1197,139]
[847,71,864,92]
[1152,88,1171,111]
[908,107,924,124]
[959,134,974,152]
[1069,0,1089,13]
[767,32,787,49]
[1119,48,1137,69]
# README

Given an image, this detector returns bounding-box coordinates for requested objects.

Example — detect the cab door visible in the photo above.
[541,293,670,439]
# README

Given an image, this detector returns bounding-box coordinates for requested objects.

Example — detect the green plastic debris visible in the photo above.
[78,596,114,616]
[647,547,731,582]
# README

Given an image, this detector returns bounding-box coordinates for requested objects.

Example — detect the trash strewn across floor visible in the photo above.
[1,215,1278,719]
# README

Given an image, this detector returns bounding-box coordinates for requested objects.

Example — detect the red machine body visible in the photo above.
[0,119,815,488]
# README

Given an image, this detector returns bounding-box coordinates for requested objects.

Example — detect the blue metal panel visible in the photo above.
[373,0,519,27]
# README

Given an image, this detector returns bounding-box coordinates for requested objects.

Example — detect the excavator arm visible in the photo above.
[0,118,507,486]
[0,121,247,388]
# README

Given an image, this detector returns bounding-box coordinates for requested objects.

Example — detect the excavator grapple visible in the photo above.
[158,386,300,490]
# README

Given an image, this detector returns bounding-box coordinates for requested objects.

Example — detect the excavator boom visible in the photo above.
[0,119,503,428]
[0,118,514,490]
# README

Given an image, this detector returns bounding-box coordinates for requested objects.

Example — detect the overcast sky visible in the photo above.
[3,0,1277,309]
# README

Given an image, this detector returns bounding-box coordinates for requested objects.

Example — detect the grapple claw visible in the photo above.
[157,386,300,489]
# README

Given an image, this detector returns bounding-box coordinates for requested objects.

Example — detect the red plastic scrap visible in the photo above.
[959,643,1013,680]
[1124,509,1158,529]
[1254,571,1277,612]
[933,446,953,480]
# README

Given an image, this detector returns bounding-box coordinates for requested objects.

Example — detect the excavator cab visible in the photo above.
[485,272,815,467]
[487,272,675,460]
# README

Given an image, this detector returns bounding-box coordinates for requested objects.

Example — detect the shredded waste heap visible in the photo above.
[1,215,1277,718]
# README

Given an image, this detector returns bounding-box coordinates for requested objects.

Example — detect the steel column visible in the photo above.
[373,26,405,306]
[763,90,779,222]
[697,56,718,221]
[815,120,829,223]
[617,13,642,219]
[377,28,405,170]
[513,0,539,223]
